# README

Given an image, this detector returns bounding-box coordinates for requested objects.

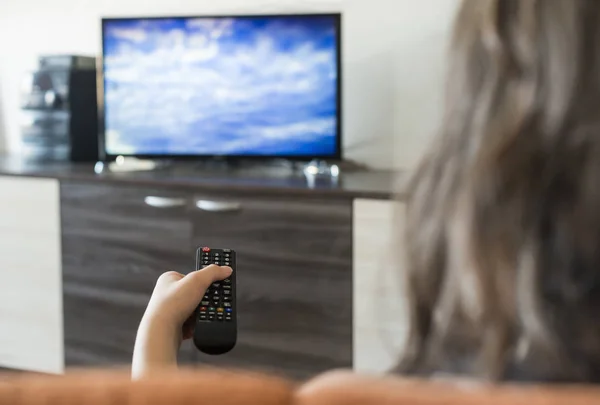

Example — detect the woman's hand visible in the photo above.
[132,265,233,379]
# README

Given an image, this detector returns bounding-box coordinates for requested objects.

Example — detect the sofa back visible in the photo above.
[1,369,600,405]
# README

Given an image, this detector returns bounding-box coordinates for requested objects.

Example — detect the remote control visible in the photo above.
[193,247,237,355]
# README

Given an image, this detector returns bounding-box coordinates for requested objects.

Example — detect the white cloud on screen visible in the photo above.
[259,119,335,139]
[186,18,234,38]
[215,118,337,154]
[104,19,337,154]
[105,129,137,154]
[182,42,219,63]
[107,27,148,43]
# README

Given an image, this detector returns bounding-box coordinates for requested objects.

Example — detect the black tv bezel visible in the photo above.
[99,13,343,162]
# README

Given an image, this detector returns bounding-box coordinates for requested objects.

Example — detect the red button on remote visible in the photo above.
[202,247,210,252]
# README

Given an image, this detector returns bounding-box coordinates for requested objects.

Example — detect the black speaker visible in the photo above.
[20,55,99,162]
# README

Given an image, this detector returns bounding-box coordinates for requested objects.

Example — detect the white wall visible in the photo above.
[0,0,456,169]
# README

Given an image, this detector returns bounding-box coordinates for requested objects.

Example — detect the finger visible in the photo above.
[156,271,185,286]
[179,265,233,293]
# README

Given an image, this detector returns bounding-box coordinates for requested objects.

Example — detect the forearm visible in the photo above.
[132,314,181,379]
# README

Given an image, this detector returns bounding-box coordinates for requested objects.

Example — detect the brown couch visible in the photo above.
[1,368,600,405]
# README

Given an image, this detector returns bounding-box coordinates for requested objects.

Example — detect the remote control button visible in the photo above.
[216,316,224,322]
[202,247,211,252]
[223,302,232,307]
[214,253,220,256]
[225,316,232,322]
[222,285,231,290]
[208,315,215,321]
[201,301,209,306]
[199,315,207,321]
[224,278,231,284]
[208,306,216,311]
[224,297,232,302]
[223,249,231,253]
[212,282,221,288]
[217,308,224,313]
[224,290,231,296]
[200,306,207,311]
[225,308,232,313]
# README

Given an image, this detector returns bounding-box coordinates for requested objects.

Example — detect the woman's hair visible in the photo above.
[398,0,600,382]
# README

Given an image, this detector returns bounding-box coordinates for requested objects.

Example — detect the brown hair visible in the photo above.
[398,0,600,382]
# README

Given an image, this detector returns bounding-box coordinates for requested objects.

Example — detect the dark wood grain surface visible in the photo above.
[0,155,402,200]
[190,193,353,380]
[61,181,353,379]
[61,182,197,367]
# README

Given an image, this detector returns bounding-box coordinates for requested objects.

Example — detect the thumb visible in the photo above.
[178,265,233,294]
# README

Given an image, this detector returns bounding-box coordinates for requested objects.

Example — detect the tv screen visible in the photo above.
[101,14,341,159]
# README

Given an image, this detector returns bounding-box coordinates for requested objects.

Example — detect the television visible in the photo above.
[100,13,342,160]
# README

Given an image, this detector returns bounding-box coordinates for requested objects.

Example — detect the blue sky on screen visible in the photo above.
[102,16,339,156]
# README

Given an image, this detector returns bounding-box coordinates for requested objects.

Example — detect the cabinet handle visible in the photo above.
[196,200,242,213]
[144,196,187,208]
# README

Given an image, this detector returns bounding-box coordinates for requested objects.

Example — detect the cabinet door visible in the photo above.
[0,177,63,374]
[191,194,352,380]
[61,182,196,368]
[353,199,407,374]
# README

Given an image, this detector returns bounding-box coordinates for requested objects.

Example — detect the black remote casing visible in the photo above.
[193,247,237,355]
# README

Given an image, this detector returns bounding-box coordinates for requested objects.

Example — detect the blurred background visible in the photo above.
[0,0,457,169]
[0,0,459,382]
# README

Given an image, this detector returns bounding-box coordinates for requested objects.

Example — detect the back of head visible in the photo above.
[398,0,600,382]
